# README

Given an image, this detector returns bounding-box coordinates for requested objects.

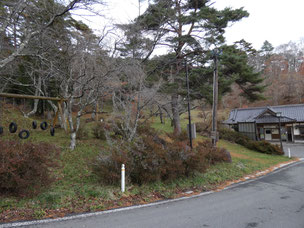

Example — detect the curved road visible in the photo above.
[4,160,304,228]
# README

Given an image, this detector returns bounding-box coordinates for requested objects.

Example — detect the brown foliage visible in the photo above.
[92,122,109,140]
[76,123,89,140]
[92,125,232,185]
[0,140,60,196]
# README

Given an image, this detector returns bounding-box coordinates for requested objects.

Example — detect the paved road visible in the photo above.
[282,143,304,158]
[10,161,304,228]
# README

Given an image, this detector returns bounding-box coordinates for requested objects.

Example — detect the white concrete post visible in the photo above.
[121,164,125,193]
[288,148,291,158]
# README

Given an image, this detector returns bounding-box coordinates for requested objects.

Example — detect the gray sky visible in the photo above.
[75,0,304,50]
[214,0,304,49]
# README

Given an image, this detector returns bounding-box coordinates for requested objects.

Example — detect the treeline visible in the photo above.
[224,40,304,108]
[0,0,266,149]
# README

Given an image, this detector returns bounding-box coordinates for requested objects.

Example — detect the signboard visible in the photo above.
[187,123,196,139]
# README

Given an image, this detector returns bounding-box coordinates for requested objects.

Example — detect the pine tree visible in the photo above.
[220,41,265,102]
[260,40,274,59]
[130,0,249,135]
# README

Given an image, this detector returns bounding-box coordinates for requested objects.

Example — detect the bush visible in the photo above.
[196,120,222,137]
[219,127,249,143]
[219,127,283,155]
[92,144,129,185]
[92,122,108,140]
[76,123,89,140]
[195,122,212,137]
[0,140,60,196]
[246,140,283,155]
[92,125,231,185]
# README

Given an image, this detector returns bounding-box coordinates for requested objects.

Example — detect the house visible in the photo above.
[224,104,304,143]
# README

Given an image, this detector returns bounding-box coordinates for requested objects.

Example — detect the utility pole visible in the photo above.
[211,49,220,147]
[277,112,283,151]
[186,60,193,149]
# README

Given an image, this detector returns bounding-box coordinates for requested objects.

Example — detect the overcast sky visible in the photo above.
[76,0,304,50]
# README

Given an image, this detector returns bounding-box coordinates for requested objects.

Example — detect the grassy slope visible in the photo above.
[0,107,293,223]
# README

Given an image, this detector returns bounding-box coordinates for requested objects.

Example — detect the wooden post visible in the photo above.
[291,124,295,143]
[53,109,59,127]
[0,93,65,101]
[0,93,68,132]
[254,122,258,141]
[52,100,63,128]
[278,115,283,151]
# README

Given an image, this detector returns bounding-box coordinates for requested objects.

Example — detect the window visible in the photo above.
[299,127,304,134]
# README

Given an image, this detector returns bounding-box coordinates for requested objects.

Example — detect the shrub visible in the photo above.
[92,144,129,185]
[247,140,283,155]
[196,120,222,137]
[76,123,89,140]
[195,122,209,133]
[111,120,125,138]
[201,140,232,164]
[219,127,283,155]
[219,127,249,144]
[166,130,188,142]
[0,140,60,196]
[92,125,231,185]
[195,121,213,137]
[92,122,108,140]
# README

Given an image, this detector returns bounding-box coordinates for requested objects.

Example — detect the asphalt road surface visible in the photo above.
[9,160,304,228]
[282,143,304,158]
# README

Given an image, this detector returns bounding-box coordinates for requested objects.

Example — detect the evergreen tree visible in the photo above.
[260,40,274,59]
[130,0,249,134]
[220,41,265,102]
[148,40,265,108]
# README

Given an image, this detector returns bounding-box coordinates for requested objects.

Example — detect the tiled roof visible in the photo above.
[255,115,296,123]
[224,104,304,124]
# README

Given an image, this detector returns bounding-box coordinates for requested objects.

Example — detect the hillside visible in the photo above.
[0,105,293,223]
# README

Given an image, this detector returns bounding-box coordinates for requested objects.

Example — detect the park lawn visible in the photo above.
[0,109,295,223]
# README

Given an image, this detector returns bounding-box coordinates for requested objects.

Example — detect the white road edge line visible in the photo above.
[1,158,303,228]
[1,192,215,228]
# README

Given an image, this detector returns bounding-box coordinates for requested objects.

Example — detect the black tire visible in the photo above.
[50,127,55,136]
[32,120,37,129]
[9,122,17,133]
[0,126,3,135]
[40,121,48,130]
[18,130,30,139]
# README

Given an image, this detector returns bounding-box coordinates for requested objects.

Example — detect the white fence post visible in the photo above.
[288,148,291,158]
[121,164,125,193]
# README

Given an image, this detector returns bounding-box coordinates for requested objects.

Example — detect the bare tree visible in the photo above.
[0,0,86,68]
[110,59,159,141]
[56,29,114,149]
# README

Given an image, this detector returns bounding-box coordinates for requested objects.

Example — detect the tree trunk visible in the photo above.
[67,102,74,133]
[67,100,76,150]
[62,102,68,132]
[47,100,64,128]
[159,106,164,124]
[70,113,81,150]
[70,131,76,150]
[25,98,39,117]
[171,93,181,135]
[25,76,42,117]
